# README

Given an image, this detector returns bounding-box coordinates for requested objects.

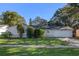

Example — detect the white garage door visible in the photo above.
[44,29,73,37]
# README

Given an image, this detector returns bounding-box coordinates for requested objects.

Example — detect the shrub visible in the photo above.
[1,31,12,38]
[34,29,44,38]
[27,26,34,38]
[61,41,69,45]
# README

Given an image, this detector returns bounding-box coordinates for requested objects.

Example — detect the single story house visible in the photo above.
[0,25,74,38]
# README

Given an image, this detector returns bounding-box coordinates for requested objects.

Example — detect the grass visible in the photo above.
[0,38,72,56]
[0,38,68,45]
[0,47,79,56]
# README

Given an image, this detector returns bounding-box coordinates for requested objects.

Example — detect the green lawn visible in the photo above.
[0,47,79,56]
[0,38,68,45]
[0,38,72,56]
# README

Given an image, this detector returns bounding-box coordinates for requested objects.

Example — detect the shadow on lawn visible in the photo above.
[0,47,79,56]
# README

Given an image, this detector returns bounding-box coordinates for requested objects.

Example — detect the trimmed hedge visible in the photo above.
[34,29,44,38]
[27,27,34,38]
[27,26,45,38]
[0,32,12,38]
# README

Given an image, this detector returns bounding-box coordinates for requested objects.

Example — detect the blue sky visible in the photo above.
[0,3,66,24]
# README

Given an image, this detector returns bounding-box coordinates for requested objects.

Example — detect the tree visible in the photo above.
[48,20,54,26]
[17,24,25,38]
[27,26,34,38]
[31,16,48,28]
[49,3,79,27]
[29,18,32,26]
[68,3,79,7]
[2,11,25,26]
[2,11,26,38]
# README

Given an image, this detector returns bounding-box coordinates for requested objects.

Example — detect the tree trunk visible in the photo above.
[19,33,23,38]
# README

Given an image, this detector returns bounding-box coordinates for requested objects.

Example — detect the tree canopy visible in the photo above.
[48,3,79,28]
[2,11,25,26]
[31,16,48,28]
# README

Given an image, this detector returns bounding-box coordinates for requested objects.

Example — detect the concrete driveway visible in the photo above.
[59,38,79,47]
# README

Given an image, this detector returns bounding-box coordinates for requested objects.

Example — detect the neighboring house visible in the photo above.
[0,25,27,38]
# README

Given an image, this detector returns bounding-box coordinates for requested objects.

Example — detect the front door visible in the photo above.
[75,29,79,38]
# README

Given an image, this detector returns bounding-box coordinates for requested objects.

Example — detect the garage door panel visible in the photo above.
[44,30,73,37]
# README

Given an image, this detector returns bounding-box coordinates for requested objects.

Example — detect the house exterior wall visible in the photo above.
[44,29,73,37]
[0,25,8,35]
[0,25,27,38]
[8,26,27,38]
[8,26,19,37]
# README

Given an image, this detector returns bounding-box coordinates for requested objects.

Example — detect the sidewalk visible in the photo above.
[0,45,79,48]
